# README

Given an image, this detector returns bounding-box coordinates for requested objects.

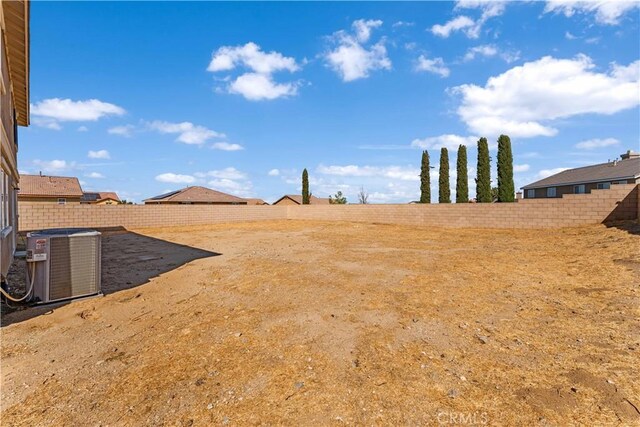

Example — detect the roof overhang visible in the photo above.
[2,1,30,126]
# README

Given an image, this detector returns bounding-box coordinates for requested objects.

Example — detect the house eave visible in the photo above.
[2,1,30,126]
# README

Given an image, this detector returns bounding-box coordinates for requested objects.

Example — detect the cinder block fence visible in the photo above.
[18,184,639,232]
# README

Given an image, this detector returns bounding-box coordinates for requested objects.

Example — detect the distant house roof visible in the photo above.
[522,156,640,190]
[144,186,247,204]
[19,174,84,198]
[82,192,121,203]
[273,194,331,205]
[244,198,268,205]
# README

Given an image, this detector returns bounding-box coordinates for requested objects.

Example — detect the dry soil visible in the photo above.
[1,220,639,426]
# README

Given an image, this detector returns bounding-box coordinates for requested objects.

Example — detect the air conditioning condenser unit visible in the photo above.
[26,229,102,304]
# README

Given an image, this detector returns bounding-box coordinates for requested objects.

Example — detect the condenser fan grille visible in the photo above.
[49,236,100,301]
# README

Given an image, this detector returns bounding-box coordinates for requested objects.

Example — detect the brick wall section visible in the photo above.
[18,204,289,231]
[18,184,639,231]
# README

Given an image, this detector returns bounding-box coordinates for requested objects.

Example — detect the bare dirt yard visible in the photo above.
[1,220,639,426]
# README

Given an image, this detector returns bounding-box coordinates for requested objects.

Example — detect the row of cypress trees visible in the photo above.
[419,134,515,203]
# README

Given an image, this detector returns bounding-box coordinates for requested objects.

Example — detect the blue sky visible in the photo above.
[20,1,640,203]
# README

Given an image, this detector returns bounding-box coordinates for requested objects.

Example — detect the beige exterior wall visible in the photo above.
[0,22,19,278]
[18,184,638,232]
[524,178,638,199]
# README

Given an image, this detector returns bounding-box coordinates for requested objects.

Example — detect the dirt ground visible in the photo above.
[1,220,639,426]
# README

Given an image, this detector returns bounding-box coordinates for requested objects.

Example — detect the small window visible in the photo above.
[57,198,66,205]
[546,187,556,197]
[613,180,627,185]
[527,189,535,198]
[597,182,611,190]
[574,185,586,194]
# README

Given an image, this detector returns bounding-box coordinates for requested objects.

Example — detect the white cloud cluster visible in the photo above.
[32,159,76,173]
[574,137,620,150]
[536,167,570,179]
[155,173,196,184]
[212,142,244,151]
[155,167,253,197]
[88,150,110,159]
[452,55,640,138]
[108,125,135,137]
[207,42,301,101]
[544,0,640,25]
[432,1,506,39]
[324,19,391,82]
[148,120,225,145]
[31,98,125,129]
[463,44,520,63]
[317,164,419,181]
[85,172,105,179]
[415,56,450,78]
[411,134,478,150]
[268,169,280,176]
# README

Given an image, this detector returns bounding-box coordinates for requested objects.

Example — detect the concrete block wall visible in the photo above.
[17,184,638,232]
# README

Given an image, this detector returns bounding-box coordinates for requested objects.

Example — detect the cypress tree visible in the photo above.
[302,168,310,204]
[420,150,431,203]
[456,144,468,203]
[497,134,515,202]
[439,147,451,203]
[476,137,492,203]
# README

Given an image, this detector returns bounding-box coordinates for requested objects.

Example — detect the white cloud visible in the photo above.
[574,137,620,150]
[148,121,224,145]
[411,134,478,150]
[88,150,110,159]
[317,164,419,181]
[85,172,105,179]
[544,1,640,25]
[212,142,244,151]
[207,42,301,101]
[155,173,196,184]
[228,73,299,100]
[452,55,640,138]
[431,16,476,38]
[537,167,570,179]
[268,169,280,176]
[31,98,125,124]
[513,164,530,172]
[208,42,299,74]
[77,126,88,132]
[432,1,507,39]
[108,125,135,137]
[392,21,415,28]
[352,19,383,42]
[324,19,391,82]
[415,56,450,78]
[31,117,63,130]
[32,159,75,173]
[465,44,498,61]
[565,31,578,40]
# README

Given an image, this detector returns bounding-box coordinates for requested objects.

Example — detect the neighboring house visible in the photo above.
[1,1,30,280]
[18,174,84,204]
[144,186,248,205]
[244,198,268,205]
[272,195,331,205]
[522,151,640,199]
[81,191,121,205]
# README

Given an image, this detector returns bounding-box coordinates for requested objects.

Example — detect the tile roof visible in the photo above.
[522,157,640,189]
[274,194,331,205]
[144,186,247,204]
[19,174,84,197]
